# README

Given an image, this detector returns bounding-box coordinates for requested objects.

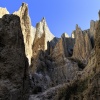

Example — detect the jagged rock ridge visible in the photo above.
[0,7,9,18]
[13,3,35,65]
[0,2,100,100]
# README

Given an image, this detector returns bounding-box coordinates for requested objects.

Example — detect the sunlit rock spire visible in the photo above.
[0,7,9,18]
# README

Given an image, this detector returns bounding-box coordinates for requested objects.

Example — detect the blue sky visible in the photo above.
[0,0,100,37]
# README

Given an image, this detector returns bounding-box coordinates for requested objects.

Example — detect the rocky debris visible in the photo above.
[0,7,9,18]
[72,24,92,64]
[13,3,35,64]
[29,72,100,100]
[30,37,78,93]
[48,58,79,86]
[29,83,68,100]
[0,14,29,100]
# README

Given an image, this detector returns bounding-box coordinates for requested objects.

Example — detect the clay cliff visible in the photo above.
[72,24,92,64]
[0,7,9,18]
[0,2,100,100]
[13,3,36,65]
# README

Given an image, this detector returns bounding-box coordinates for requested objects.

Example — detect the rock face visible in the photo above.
[61,33,75,57]
[89,20,98,48]
[14,3,35,64]
[95,20,100,72]
[31,18,55,72]
[30,50,79,93]
[30,30,78,93]
[67,17,100,100]
[0,2,100,100]
[29,10,100,100]
[0,14,29,100]
[29,16,100,100]
[72,25,92,64]
[0,7,9,18]
[32,18,54,57]
[34,17,54,49]
[51,34,75,59]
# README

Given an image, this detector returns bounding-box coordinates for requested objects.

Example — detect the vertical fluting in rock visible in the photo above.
[95,19,100,72]
[0,14,29,100]
[72,24,92,63]
[32,17,54,57]
[61,33,75,57]
[89,20,98,47]
[51,33,75,58]
[13,3,35,64]
[51,38,64,59]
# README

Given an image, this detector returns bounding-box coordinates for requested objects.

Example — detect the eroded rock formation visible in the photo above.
[29,12,100,100]
[0,14,29,100]
[72,24,92,64]
[0,7,9,18]
[32,17,54,57]
[13,3,35,65]
[0,2,100,100]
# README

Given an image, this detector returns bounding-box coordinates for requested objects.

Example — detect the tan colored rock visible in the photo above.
[0,3,99,100]
[32,17,54,58]
[87,20,98,48]
[0,14,29,100]
[71,30,76,38]
[13,3,34,64]
[31,26,36,44]
[76,16,100,100]
[95,20,100,72]
[0,7,9,18]
[51,33,74,59]
[36,17,54,43]
[72,19,100,100]
[30,33,78,92]
[73,25,92,63]
[51,38,64,59]
[62,33,75,57]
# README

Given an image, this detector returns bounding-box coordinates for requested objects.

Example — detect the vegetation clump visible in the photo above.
[56,78,89,100]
